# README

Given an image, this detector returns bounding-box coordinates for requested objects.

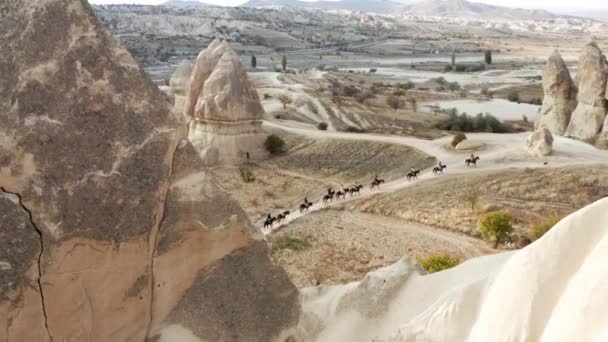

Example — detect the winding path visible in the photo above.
[260,120,608,234]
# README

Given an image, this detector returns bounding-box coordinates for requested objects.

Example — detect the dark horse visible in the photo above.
[323,192,334,204]
[299,200,313,213]
[264,215,276,229]
[336,190,347,200]
[432,164,447,175]
[349,184,363,197]
[276,210,290,223]
[407,169,420,181]
[371,179,385,189]
[465,156,480,167]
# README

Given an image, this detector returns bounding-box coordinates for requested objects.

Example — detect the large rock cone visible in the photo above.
[169,60,194,112]
[565,42,608,141]
[535,50,577,135]
[0,1,298,341]
[185,40,267,165]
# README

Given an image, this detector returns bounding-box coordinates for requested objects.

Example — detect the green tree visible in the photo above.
[251,55,257,69]
[264,134,286,155]
[485,50,492,65]
[281,54,287,71]
[529,215,562,241]
[479,212,513,248]
[417,253,461,273]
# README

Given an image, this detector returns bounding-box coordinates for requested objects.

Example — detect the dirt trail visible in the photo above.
[261,120,608,234]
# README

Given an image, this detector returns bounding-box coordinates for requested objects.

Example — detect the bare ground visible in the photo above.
[354,166,608,241]
[268,208,492,287]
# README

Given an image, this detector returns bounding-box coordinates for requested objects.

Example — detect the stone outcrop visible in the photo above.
[0,1,298,341]
[565,42,608,141]
[169,59,193,112]
[535,50,577,135]
[185,40,267,165]
[526,128,554,156]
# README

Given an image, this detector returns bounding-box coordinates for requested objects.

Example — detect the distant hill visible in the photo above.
[403,0,559,20]
[242,0,565,20]
[241,0,413,14]
[162,0,209,8]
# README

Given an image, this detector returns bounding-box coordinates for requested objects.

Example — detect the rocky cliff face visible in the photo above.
[184,40,268,165]
[565,42,608,142]
[535,50,577,136]
[0,0,298,341]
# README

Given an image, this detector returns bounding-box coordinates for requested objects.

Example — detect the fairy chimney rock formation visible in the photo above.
[169,59,194,112]
[535,50,577,135]
[565,42,608,141]
[0,1,299,341]
[527,128,554,156]
[185,40,267,165]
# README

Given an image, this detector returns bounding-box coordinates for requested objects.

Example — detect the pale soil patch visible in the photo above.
[355,166,608,240]
[268,208,492,287]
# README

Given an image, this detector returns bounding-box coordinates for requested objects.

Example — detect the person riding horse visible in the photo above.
[374,175,380,183]
[438,161,445,169]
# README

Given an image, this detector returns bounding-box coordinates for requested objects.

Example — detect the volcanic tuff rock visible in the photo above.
[169,59,194,112]
[535,50,577,136]
[526,128,554,157]
[185,40,267,164]
[565,42,608,141]
[0,0,298,341]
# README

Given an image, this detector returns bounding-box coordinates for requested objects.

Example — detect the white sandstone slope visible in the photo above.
[287,198,608,342]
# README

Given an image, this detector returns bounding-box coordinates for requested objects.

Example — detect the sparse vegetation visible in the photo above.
[529,215,562,241]
[507,90,520,103]
[462,186,480,211]
[417,253,461,273]
[386,94,404,111]
[437,112,512,133]
[451,132,467,147]
[444,64,453,72]
[408,97,418,111]
[264,134,286,155]
[271,236,311,253]
[281,54,287,71]
[239,167,256,183]
[398,81,415,91]
[485,50,492,65]
[278,94,292,110]
[479,212,513,248]
[481,87,493,97]
[317,122,328,130]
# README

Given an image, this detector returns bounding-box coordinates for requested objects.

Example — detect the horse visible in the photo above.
[323,193,334,204]
[299,201,312,213]
[276,211,290,223]
[349,185,363,197]
[465,156,480,167]
[407,169,420,181]
[432,165,447,175]
[264,216,276,229]
[371,179,385,189]
[336,191,347,200]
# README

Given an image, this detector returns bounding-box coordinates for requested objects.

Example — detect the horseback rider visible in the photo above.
[470,152,475,160]
[374,175,379,183]
[340,184,344,192]
[304,197,309,204]
[266,213,271,221]
[438,161,444,168]
[410,167,416,173]
[327,187,332,195]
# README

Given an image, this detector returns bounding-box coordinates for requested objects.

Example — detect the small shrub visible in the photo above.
[479,212,514,248]
[386,94,404,111]
[239,167,256,183]
[317,122,328,130]
[343,126,366,133]
[399,81,415,90]
[272,236,311,253]
[417,253,461,273]
[369,68,377,73]
[507,90,520,103]
[436,112,512,133]
[462,186,480,211]
[451,132,467,147]
[447,81,461,92]
[263,93,272,99]
[264,134,286,155]
[529,215,562,241]
[444,64,453,72]
[454,64,467,72]
[393,89,406,96]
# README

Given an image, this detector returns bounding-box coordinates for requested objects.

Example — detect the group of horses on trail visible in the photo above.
[263,154,481,230]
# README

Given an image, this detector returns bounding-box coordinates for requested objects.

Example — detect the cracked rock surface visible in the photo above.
[0,0,299,341]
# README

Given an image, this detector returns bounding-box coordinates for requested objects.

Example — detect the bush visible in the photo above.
[271,236,311,253]
[480,87,493,97]
[444,64,453,72]
[399,81,415,90]
[386,94,403,111]
[447,81,461,92]
[264,134,286,154]
[436,112,512,133]
[507,90,520,103]
[461,186,479,211]
[466,63,486,72]
[393,89,406,96]
[454,64,467,72]
[263,93,272,99]
[451,132,467,147]
[529,215,562,241]
[239,167,256,183]
[479,212,514,248]
[317,122,328,130]
[343,126,366,133]
[417,253,461,273]
[369,68,377,73]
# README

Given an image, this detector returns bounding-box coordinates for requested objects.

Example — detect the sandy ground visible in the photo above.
[268,208,493,287]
